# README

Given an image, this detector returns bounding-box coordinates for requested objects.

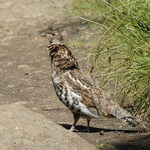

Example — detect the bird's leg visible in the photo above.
[85,118,91,132]
[69,113,80,132]
[87,118,91,132]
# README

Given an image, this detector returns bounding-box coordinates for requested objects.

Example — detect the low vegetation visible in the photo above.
[71,0,150,129]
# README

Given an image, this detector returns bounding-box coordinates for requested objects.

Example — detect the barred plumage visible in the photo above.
[42,22,139,131]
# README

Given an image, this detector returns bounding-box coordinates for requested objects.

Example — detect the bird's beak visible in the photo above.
[41,33,46,37]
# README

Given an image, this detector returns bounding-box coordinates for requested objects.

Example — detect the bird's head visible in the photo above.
[42,21,63,45]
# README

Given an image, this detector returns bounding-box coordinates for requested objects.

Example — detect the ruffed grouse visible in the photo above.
[42,22,139,131]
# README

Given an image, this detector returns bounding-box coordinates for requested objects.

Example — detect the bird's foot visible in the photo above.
[69,128,79,132]
[69,126,79,132]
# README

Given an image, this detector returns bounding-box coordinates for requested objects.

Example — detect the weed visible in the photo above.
[95,142,115,149]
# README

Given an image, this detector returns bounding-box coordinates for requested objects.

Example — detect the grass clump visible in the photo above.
[72,0,150,128]
[95,142,115,149]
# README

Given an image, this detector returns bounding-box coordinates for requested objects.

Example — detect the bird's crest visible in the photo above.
[48,20,57,31]
[42,20,63,44]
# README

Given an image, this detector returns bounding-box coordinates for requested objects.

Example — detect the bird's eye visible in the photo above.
[51,32,55,36]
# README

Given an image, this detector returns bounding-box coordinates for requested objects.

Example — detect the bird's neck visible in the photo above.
[48,44,79,70]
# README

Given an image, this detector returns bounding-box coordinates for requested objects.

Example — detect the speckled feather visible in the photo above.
[42,23,139,131]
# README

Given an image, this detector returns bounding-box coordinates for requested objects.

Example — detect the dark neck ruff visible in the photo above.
[48,44,79,70]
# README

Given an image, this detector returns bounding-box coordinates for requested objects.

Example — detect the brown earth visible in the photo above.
[0,0,149,150]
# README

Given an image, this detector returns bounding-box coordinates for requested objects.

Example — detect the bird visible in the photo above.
[42,21,139,132]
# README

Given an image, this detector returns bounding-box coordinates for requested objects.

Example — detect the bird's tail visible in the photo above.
[99,97,140,127]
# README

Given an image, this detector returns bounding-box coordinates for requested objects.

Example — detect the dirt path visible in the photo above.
[0,0,149,150]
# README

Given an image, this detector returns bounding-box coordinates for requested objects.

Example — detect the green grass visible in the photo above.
[95,142,112,149]
[72,0,150,128]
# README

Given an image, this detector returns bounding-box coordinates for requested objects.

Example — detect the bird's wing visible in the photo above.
[63,69,139,126]
[63,69,121,116]
[62,69,102,117]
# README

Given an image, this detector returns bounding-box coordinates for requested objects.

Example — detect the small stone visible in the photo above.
[8,85,15,88]
[24,72,29,75]
[99,130,104,135]
[17,65,30,70]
